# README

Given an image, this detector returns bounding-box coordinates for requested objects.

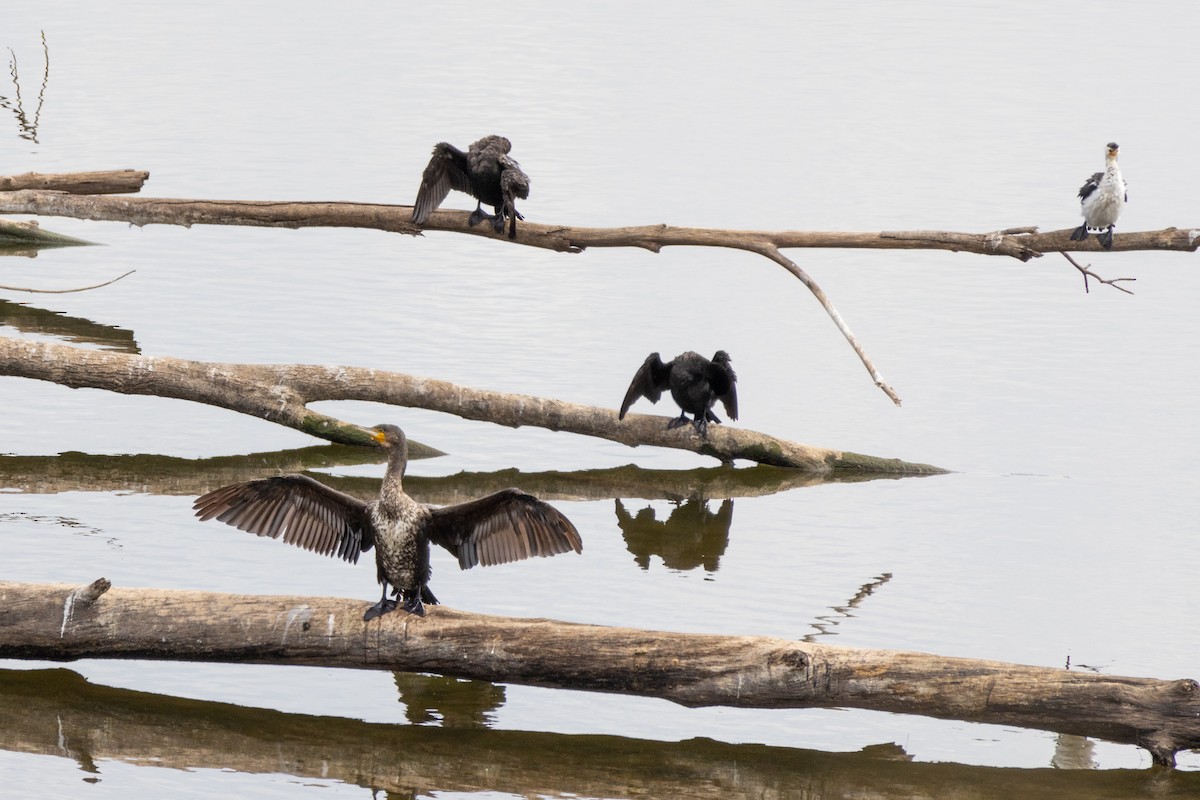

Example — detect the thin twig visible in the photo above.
[751,241,901,405]
[0,269,134,294]
[1059,251,1136,295]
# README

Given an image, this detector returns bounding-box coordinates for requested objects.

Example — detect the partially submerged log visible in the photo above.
[0,335,946,473]
[4,669,1199,798]
[2,579,1197,767]
[0,217,94,253]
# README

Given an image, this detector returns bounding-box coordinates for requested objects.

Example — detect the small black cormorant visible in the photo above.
[411,135,530,239]
[618,351,738,437]
[193,425,581,620]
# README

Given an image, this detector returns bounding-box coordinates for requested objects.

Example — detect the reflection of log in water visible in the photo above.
[1,668,1195,799]
[0,299,138,352]
[0,448,892,502]
[614,497,733,572]
[0,444,437,496]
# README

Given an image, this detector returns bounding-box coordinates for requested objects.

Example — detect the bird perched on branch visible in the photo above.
[619,351,738,437]
[411,135,530,239]
[1069,142,1127,250]
[193,424,581,620]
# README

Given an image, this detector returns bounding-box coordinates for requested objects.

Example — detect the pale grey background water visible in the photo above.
[2,1,1199,796]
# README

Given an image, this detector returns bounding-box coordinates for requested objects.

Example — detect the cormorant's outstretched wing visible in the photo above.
[194,474,373,563]
[413,142,473,224]
[1077,172,1103,202]
[424,488,582,570]
[619,352,672,419]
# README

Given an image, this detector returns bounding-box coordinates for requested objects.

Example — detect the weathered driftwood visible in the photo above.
[0,169,149,195]
[5,670,1199,798]
[2,580,1197,768]
[0,335,945,473]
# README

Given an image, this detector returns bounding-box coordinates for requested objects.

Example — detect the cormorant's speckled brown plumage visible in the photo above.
[193,425,581,620]
[618,350,738,437]
[411,135,530,239]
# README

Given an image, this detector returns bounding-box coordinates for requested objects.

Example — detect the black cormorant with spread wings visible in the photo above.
[411,135,530,239]
[194,425,581,620]
[618,351,738,437]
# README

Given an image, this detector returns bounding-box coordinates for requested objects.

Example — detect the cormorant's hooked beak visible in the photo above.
[370,428,387,444]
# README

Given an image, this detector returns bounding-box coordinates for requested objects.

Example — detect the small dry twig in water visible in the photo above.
[0,269,134,294]
[1060,252,1135,295]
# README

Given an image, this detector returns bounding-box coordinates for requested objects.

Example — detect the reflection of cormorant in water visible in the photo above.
[392,672,506,728]
[614,496,733,572]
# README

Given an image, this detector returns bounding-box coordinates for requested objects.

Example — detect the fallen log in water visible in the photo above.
[1,579,1196,767]
[0,335,945,472]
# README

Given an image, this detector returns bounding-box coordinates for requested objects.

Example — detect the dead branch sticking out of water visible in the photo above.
[2,579,1197,768]
[0,336,942,473]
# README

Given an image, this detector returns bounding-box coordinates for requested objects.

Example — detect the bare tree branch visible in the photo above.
[2,579,1197,767]
[0,268,134,293]
[1060,251,1137,294]
[0,336,945,473]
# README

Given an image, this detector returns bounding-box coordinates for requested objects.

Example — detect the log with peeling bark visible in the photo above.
[4,669,1199,798]
[2,579,1197,768]
[0,335,945,473]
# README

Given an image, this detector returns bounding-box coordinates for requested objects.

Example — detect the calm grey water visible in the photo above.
[2,1,1200,796]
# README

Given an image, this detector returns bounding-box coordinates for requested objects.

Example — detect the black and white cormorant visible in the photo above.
[193,425,581,620]
[1069,142,1127,250]
[411,135,530,239]
[618,351,738,437]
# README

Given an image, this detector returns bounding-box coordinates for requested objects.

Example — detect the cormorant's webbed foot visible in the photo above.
[402,592,427,617]
[1069,225,1089,242]
[363,596,398,621]
[468,204,488,227]
[1099,226,1115,250]
[692,416,710,437]
[666,415,690,431]
[490,215,506,234]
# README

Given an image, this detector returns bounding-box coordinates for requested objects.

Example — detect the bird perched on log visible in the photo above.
[411,135,530,239]
[193,424,581,620]
[619,351,738,437]
[1069,142,1127,250]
